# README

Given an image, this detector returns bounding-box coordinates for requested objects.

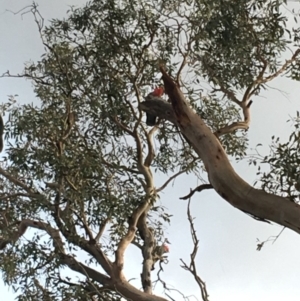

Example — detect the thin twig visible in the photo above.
[157,169,189,193]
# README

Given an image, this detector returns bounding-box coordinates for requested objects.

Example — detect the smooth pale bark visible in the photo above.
[140,69,300,235]
[114,279,168,301]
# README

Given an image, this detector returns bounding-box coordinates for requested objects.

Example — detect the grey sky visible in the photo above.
[1,1,300,300]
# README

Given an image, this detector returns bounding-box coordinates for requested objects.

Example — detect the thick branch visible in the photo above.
[115,280,168,301]
[144,126,158,168]
[52,207,114,277]
[140,100,250,138]
[60,254,112,287]
[159,66,300,235]
[214,86,252,137]
[137,215,155,294]
[114,196,152,276]
[0,219,64,251]
[214,120,249,137]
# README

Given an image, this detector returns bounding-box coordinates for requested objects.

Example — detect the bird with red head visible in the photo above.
[151,86,164,97]
[145,86,165,126]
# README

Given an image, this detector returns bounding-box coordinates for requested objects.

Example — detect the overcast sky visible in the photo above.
[1,1,300,301]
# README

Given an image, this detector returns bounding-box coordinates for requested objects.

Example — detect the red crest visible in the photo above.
[152,86,164,97]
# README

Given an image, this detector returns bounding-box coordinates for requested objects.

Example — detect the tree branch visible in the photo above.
[137,216,156,294]
[60,254,112,286]
[0,167,36,195]
[214,120,250,137]
[259,48,300,85]
[159,65,300,235]
[156,169,189,193]
[114,196,152,276]
[180,198,209,301]
[144,125,159,168]
[0,219,64,252]
[180,184,213,200]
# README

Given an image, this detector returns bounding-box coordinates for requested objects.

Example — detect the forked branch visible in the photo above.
[180,198,209,301]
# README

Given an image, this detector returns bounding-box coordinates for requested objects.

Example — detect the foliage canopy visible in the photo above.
[1,0,300,300]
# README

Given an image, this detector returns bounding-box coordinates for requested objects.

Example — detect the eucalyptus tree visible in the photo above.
[1,0,300,301]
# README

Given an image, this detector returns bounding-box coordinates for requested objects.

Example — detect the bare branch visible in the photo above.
[156,169,189,193]
[114,197,152,276]
[113,127,155,275]
[131,240,143,250]
[180,198,209,301]
[52,202,114,276]
[180,184,213,200]
[101,157,141,175]
[144,125,159,168]
[241,46,268,105]
[6,4,33,18]
[214,121,250,137]
[256,48,269,83]
[33,278,53,300]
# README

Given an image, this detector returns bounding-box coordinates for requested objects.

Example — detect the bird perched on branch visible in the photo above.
[145,86,164,126]
[151,238,170,270]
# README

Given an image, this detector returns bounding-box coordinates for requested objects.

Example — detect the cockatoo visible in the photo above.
[145,86,164,126]
[151,238,170,270]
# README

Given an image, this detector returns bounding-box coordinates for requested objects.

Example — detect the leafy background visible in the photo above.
[0,0,300,300]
